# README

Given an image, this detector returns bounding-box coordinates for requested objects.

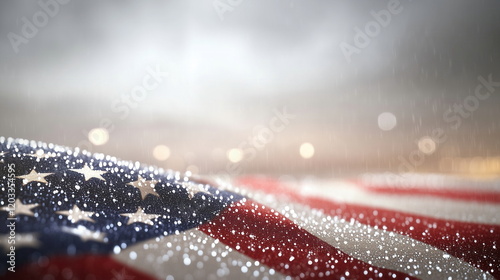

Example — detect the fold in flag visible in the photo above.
[0,137,499,279]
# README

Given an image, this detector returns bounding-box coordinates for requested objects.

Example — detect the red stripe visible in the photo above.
[199,199,418,280]
[352,179,500,203]
[236,177,500,279]
[4,254,155,280]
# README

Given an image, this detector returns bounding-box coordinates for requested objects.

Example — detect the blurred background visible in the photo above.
[1,0,500,178]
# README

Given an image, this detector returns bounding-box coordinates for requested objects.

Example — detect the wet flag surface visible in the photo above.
[0,137,499,279]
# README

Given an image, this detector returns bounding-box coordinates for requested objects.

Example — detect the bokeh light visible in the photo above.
[299,143,315,159]
[377,112,397,131]
[227,148,243,163]
[88,128,109,146]
[153,145,171,161]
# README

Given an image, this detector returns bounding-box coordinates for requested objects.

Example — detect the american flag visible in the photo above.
[0,137,498,279]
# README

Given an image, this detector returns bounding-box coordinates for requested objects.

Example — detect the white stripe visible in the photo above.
[113,229,287,280]
[360,173,500,192]
[250,190,495,280]
[297,180,500,225]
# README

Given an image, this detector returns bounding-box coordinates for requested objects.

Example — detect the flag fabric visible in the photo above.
[0,137,499,280]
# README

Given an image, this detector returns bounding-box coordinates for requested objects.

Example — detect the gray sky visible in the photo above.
[1,0,500,176]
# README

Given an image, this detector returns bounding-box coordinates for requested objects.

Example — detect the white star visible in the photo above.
[69,164,107,181]
[16,169,54,185]
[121,207,160,226]
[0,199,39,217]
[57,204,95,223]
[111,268,135,280]
[25,149,57,159]
[181,181,212,199]
[0,233,40,252]
[62,225,106,243]
[127,176,160,200]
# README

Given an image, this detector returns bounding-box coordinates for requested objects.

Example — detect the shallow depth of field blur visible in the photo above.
[1,0,500,178]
